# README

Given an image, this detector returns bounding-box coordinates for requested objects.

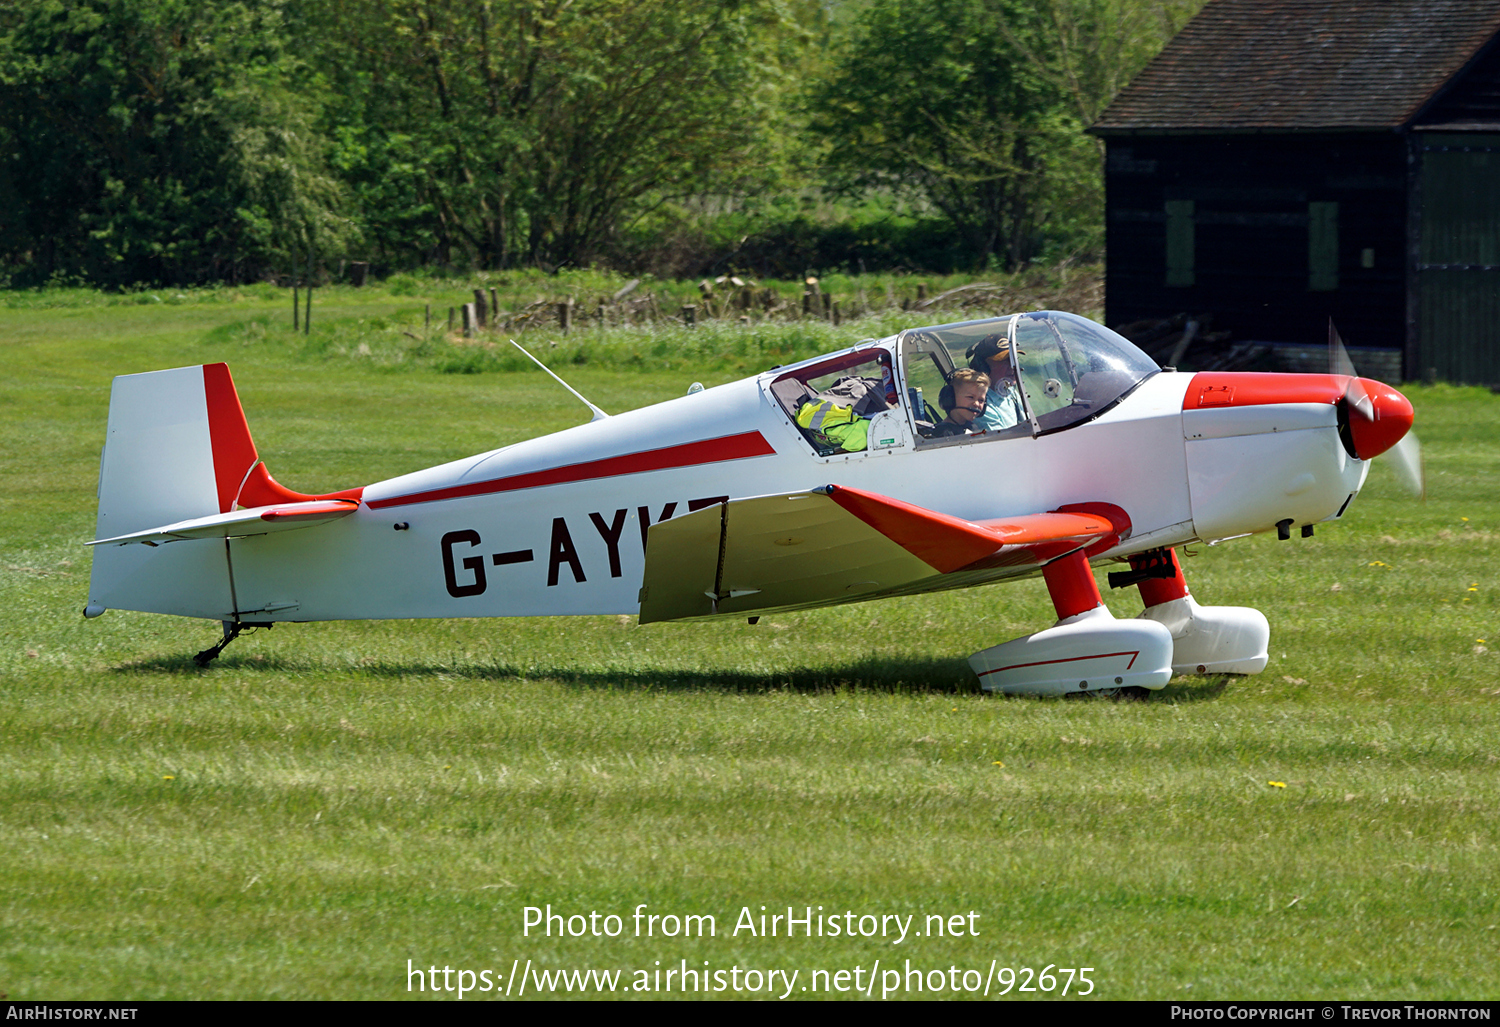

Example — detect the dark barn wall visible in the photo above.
[1103,134,1408,352]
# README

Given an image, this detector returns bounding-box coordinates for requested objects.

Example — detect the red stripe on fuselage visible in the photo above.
[365,431,779,510]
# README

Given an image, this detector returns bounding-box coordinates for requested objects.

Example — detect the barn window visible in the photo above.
[1309,201,1339,291]
[1165,200,1195,287]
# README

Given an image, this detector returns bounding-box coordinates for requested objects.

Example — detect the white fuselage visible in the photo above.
[90,346,1368,624]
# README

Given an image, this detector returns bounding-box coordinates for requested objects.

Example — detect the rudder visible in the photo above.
[87,363,259,620]
[95,363,259,540]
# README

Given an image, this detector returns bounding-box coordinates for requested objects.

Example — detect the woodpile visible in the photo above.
[1113,311,1271,372]
[416,267,1106,342]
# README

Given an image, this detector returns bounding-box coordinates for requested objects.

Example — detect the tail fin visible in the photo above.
[88,363,360,619]
[95,363,256,540]
[95,363,361,539]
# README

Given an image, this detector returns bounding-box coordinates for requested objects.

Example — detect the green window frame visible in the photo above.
[1309,201,1339,291]
[1165,200,1195,287]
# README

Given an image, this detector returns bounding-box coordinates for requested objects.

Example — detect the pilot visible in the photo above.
[966,336,1026,431]
[929,367,990,438]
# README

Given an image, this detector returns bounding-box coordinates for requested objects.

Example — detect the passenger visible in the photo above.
[929,367,990,438]
[795,393,870,452]
[966,335,1027,431]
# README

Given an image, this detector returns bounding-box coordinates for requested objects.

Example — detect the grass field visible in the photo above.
[2,282,1497,1001]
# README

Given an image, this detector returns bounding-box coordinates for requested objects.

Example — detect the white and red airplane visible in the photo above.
[84,311,1416,695]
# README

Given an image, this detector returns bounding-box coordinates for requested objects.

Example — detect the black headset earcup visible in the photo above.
[939,384,955,411]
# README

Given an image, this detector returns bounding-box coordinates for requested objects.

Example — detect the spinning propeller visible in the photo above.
[1329,321,1424,498]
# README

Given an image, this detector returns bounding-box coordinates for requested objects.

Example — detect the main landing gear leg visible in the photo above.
[968,550,1173,696]
[1126,548,1269,676]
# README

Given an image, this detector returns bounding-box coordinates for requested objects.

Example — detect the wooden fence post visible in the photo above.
[425,304,431,330]
[304,244,314,335]
[462,304,475,337]
[489,288,499,324]
[473,290,488,329]
[558,300,571,333]
[448,307,456,332]
[682,304,697,327]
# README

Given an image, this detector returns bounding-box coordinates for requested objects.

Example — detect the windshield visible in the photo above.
[899,311,1158,442]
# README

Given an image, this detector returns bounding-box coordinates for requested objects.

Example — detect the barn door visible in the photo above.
[1418,133,1500,385]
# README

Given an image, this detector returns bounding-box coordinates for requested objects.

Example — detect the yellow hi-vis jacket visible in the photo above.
[796,398,869,452]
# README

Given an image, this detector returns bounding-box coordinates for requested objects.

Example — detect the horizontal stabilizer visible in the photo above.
[638,485,1119,623]
[88,499,359,547]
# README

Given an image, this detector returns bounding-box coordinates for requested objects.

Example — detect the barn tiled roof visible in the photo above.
[1092,0,1500,133]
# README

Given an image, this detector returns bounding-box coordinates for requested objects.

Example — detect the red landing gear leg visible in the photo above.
[967,550,1173,696]
[1123,547,1269,676]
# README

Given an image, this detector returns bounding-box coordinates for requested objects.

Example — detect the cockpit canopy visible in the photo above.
[900,311,1160,441]
[769,311,1160,456]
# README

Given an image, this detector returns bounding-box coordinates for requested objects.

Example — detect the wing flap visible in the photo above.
[638,485,1121,624]
[87,500,359,546]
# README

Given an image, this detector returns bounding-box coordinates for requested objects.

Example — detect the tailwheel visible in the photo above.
[193,619,273,667]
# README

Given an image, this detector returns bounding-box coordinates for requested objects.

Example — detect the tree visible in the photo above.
[808,0,1203,269]
[0,0,347,286]
[309,0,795,269]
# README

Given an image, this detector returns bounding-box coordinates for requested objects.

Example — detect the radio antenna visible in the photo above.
[509,340,609,422]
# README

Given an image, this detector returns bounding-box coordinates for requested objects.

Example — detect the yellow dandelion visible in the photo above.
[992,761,1005,767]
[1462,517,1470,522]
[1268,781,1286,788]
[1479,640,1488,645]
[162,775,175,781]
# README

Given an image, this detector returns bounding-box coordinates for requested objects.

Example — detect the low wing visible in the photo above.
[638,484,1121,623]
[87,499,359,547]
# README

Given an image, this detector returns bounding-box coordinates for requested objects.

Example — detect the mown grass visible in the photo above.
[1,285,1497,1000]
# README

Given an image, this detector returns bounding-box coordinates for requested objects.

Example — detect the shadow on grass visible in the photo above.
[113,653,1240,701]
[114,652,986,695]
[1152,675,1233,703]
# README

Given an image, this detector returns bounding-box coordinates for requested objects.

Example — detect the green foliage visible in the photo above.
[309,0,797,271]
[0,0,1204,285]
[0,0,347,286]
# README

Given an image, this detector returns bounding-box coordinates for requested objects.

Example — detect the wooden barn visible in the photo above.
[1090,0,1500,384]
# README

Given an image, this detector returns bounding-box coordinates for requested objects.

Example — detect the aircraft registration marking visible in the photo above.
[438,495,730,598]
